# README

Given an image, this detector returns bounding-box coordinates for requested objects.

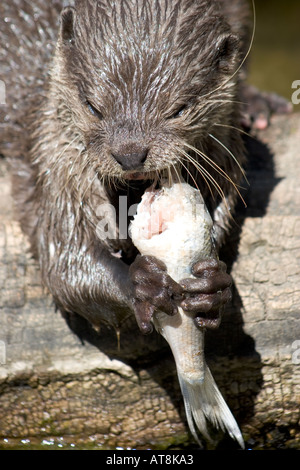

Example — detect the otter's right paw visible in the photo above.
[129,255,183,334]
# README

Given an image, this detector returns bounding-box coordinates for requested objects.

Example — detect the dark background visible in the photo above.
[249,0,300,107]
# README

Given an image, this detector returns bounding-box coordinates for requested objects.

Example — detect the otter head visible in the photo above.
[53,0,241,185]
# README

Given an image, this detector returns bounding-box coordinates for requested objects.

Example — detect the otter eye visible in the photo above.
[86,100,103,120]
[167,104,187,119]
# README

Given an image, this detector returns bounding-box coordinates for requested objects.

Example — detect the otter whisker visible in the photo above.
[183,141,246,196]
[179,143,247,215]
[225,0,256,86]
[60,147,86,198]
[199,0,256,103]
[205,98,245,107]
[197,146,247,208]
[178,148,227,205]
[177,158,201,193]
[180,150,239,218]
[208,133,248,183]
[81,170,100,207]
[214,122,253,139]
[171,163,184,186]
[36,134,80,185]
[165,161,183,187]
[52,134,81,173]
[69,167,100,239]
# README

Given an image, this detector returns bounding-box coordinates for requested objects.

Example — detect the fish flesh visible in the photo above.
[129,179,244,448]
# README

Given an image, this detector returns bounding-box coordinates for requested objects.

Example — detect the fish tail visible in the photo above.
[178,364,244,449]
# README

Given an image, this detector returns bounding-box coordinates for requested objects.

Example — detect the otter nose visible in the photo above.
[111,144,149,171]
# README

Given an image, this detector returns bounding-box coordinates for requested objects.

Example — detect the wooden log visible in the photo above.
[0,113,299,450]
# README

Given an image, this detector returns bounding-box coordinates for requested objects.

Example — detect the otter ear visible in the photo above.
[214,34,240,73]
[60,6,76,44]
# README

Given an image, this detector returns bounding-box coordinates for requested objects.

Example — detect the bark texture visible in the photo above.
[0,113,299,450]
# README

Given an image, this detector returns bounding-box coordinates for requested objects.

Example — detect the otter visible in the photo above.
[1,0,290,335]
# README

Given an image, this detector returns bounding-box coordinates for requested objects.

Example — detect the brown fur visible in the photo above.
[4,0,250,330]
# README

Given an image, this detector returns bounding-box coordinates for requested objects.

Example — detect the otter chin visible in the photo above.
[123,171,161,182]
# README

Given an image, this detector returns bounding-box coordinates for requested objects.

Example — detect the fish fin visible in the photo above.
[178,365,244,449]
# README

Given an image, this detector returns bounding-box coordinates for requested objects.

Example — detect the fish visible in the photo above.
[129,179,244,448]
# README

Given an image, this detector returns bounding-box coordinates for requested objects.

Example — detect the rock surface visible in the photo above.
[0,113,299,450]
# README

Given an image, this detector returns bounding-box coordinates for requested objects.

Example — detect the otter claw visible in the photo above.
[130,255,183,334]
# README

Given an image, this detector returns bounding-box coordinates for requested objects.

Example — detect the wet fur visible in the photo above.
[2,0,250,330]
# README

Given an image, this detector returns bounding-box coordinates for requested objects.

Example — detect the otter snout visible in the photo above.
[111,142,149,171]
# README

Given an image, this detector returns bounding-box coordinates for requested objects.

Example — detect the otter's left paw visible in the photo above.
[241,84,293,130]
[179,258,232,329]
[129,254,184,334]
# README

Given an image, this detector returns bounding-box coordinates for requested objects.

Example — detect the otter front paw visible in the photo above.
[179,258,232,329]
[241,84,293,130]
[129,255,183,334]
